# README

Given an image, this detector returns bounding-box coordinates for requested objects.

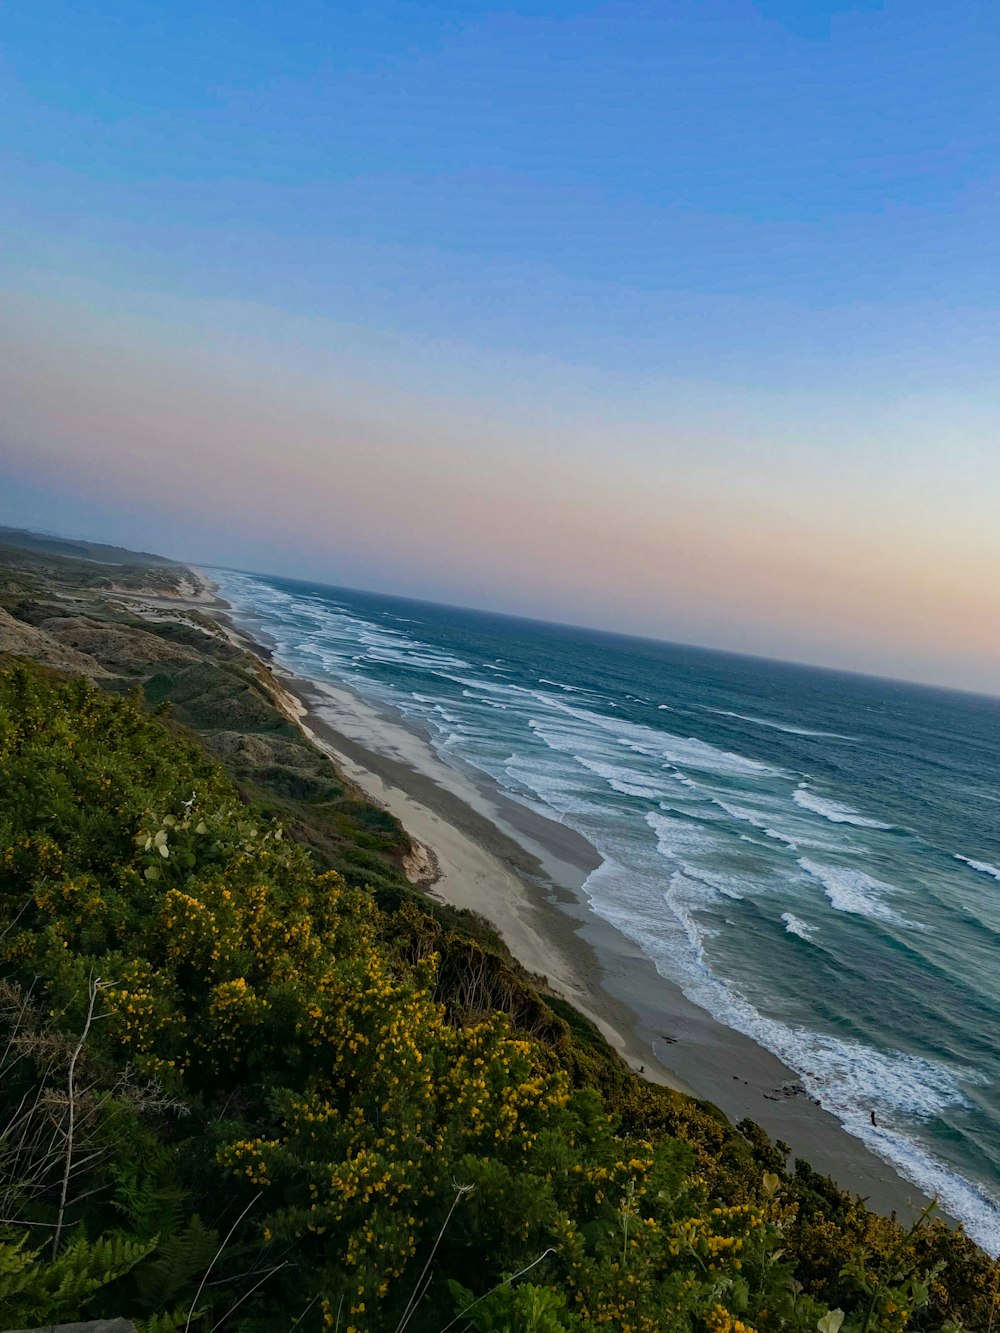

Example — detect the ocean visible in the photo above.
[213,567,1000,1252]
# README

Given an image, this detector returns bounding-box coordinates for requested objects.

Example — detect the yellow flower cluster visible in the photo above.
[667,1202,764,1268]
[705,1303,757,1333]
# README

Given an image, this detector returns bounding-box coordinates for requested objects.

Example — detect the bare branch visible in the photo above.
[52,974,107,1259]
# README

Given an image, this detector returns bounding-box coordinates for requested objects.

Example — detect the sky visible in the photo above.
[1,0,999,692]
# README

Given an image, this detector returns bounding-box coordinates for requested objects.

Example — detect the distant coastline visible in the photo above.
[182,565,947,1230]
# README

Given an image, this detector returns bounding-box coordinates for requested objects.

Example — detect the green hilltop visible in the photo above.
[0,526,175,567]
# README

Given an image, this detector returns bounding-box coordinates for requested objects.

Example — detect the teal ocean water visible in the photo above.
[214,568,1000,1252]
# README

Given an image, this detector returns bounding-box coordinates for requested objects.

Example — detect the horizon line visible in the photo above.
[204,561,1000,707]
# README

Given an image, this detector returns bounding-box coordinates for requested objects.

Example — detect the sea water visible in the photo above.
[213,568,1000,1252]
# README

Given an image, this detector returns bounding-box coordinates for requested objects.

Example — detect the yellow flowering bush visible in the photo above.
[1,663,996,1333]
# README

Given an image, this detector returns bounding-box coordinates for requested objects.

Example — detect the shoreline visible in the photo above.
[144,568,941,1226]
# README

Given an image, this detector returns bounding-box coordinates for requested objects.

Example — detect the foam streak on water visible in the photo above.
[212,567,1000,1253]
[957,855,1000,883]
[797,858,918,929]
[793,785,894,829]
[782,912,817,940]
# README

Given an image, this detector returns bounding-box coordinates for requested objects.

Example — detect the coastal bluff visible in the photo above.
[0,530,996,1333]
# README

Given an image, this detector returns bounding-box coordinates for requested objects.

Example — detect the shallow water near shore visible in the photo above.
[212,567,1000,1252]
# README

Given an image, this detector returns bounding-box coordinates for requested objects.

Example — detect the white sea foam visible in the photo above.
[574,755,663,800]
[703,707,854,740]
[538,677,595,695]
[410,692,459,720]
[782,912,817,940]
[956,855,1000,882]
[711,798,799,848]
[366,645,468,672]
[443,672,532,699]
[645,813,753,903]
[645,809,727,861]
[793,784,892,829]
[530,692,783,780]
[501,753,603,819]
[709,796,851,853]
[685,865,752,900]
[620,726,783,779]
[524,712,779,822]
[798,858,915,928]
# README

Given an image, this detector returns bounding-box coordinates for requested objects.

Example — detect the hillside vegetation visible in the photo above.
[0,543,997,1332]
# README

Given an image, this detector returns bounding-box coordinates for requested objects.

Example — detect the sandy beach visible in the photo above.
[136,567,942,1227]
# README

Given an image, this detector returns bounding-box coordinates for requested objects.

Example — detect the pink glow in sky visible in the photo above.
[3,1,1000,693]
[2,277,997,694]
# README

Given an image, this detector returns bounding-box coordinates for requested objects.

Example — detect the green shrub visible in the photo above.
[0,664,996,1332]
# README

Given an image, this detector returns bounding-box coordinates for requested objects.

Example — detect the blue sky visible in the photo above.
[7,0,1000,359]
[2,1,999,689]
